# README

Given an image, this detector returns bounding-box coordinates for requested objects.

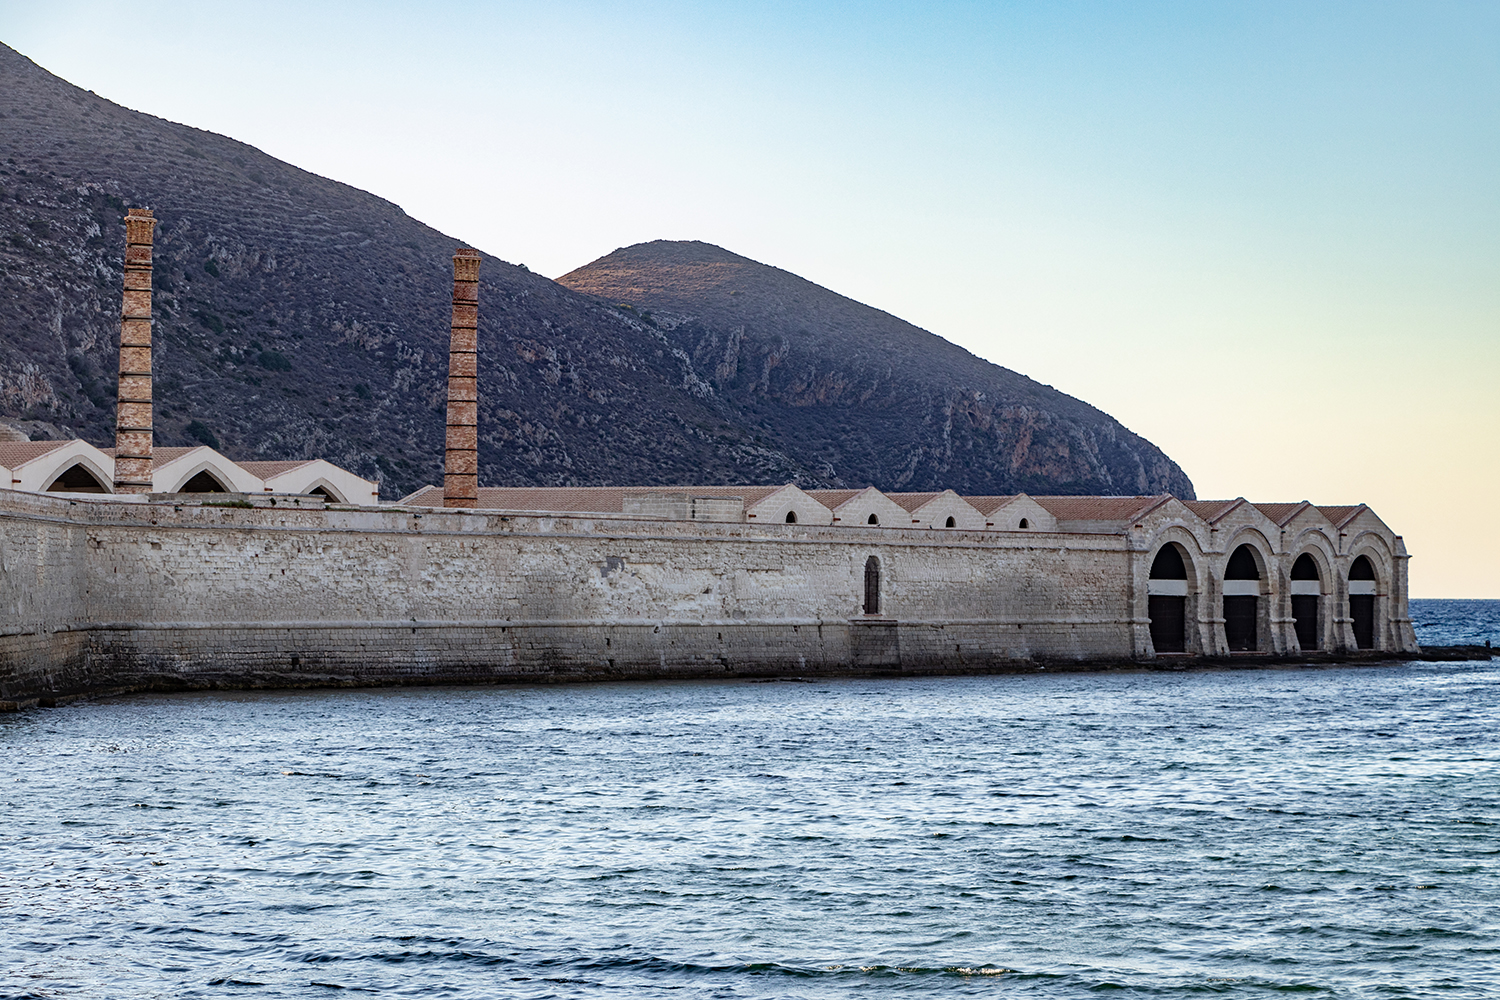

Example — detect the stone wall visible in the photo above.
[0,490,1139,708]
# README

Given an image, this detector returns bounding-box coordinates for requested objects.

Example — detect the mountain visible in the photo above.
[559,241,1194,497]
[0,41,1192,500]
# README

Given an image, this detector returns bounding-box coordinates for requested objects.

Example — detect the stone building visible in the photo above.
[0,216,1419,709]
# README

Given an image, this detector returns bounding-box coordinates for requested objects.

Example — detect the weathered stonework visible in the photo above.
[444,250,481,508]
[0,488,1417,710]
[114,208,155,493]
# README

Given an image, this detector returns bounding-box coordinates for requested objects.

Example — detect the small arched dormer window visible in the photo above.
[863,556,881,615]
[867,513,879,525]
[785,510,797,524]
[1019,518,1030,529]
[945,516,956,527]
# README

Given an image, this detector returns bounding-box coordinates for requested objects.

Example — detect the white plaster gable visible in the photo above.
[823,487,909,528]
[8,440,116,493]
[984,494,1057,532]
[743,485,834,526]
[253,460,380,504]
[153,447,265,494]
[902,491,986,530]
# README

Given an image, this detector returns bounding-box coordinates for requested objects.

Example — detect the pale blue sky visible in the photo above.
[3,1,1497,595]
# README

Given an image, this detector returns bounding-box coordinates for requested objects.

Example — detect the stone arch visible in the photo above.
[867,513,879,525]
[1018,518,1030,529]
[1220,533,1272,653]
[1146,542,1191,653]
[1139,525,1207,657]
[45,462,111,494]
[1344,534,1393,652]
[863,555,881,615]
[1285,536,1335,653]
[944,515,955,528]
[785,510,797,524]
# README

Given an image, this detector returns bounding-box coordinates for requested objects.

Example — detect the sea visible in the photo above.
[2,599,1497,998]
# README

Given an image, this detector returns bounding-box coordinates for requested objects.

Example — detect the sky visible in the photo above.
[2,1,1497,597]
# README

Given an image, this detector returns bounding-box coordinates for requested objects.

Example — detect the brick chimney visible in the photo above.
[114,208,156,494]
[444,249,481,507]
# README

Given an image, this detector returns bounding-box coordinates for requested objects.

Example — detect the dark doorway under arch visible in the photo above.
[179,470,228,493]
[1290,553,1321,651]
[1223,544,1261,652]
[945,516,955,527]
[785,510,797,524]
[863,556,881,615]
[1350,555,1376,649]
[1148,544,1188,653]
[867,513,879,525]
[46,463,109,493]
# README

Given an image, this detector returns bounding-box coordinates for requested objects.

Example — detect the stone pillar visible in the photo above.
[114,208,156,494]
[444,249,481,507]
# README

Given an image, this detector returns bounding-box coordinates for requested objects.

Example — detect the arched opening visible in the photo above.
[1290,553,1321,651]
[867,513,879,525]
[945,516,956,528]
[1223,544,1261,652]
[179,469,229,493]
[863,556,881,615]
[1349,555,1377,650]
[309,486,337,501]
[45,463,109,493]
[1147,544,1188,653]
[1018,518,1030,529]
[785,510,797,524]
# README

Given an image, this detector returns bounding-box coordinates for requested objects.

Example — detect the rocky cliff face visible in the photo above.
[0,42,1192,500]
[560,241,1195,497]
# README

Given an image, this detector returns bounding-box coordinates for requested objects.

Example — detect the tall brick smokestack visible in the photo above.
[444,249,481,507]
[114,208,156,494]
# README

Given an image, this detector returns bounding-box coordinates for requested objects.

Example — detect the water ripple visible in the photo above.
[2,658,1498,997]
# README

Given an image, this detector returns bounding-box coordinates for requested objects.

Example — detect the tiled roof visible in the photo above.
[1032,496,1165,522]
[804,489,864,510]
[1251,502,1313,526]
[237,460,317,478]
[400,484,790,513]
[0,440,75,468]
[1316,505,1367,529]
[101,446,203,468]
[1181,499,1245,523]
[961,495,1019,516]
[883,492,943,513]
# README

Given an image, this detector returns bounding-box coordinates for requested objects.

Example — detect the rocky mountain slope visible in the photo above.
[559,242,1194,497]
[0,41,1193,500]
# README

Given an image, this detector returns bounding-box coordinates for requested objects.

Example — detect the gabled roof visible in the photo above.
[398,484,787,513]
[960,495,1019,516]
[1251,501,1314,527]
[0,440,75,468]
[101,446,204,469]
[803,489,862,510]
[1032,495,1168,522]
[883,492,943,513]
[237,460,319,477]
[1317,505,1369,530]
[1181,498,1246,524]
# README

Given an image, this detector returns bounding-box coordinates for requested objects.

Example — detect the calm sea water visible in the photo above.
[1411,598,1500,647]
[3,612,1498,998]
